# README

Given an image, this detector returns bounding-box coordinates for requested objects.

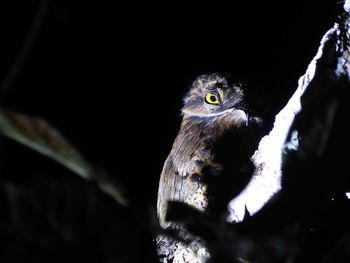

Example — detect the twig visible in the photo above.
[1,0,51,94]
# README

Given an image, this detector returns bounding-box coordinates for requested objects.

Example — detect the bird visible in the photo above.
[156,73,261,262]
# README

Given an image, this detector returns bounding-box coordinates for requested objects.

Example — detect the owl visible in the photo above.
[156,73,260,262]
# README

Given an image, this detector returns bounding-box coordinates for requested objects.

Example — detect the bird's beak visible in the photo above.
[233,109,249,127]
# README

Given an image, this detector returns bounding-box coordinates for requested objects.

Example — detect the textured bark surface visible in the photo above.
[227,25,341,223]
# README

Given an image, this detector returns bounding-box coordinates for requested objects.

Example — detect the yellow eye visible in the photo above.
[205,93,220,104]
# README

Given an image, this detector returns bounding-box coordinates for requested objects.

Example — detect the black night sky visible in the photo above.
[0,1,346,262]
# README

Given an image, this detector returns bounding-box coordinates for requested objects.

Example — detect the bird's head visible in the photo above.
[181,73,249,125]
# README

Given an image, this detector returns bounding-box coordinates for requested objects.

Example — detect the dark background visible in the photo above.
[0,1,344,262]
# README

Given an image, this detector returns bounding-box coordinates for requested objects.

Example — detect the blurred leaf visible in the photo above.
[0,108,128,207]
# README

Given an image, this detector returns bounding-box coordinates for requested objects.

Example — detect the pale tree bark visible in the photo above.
[228,1,350,222]
[227,24,341,223]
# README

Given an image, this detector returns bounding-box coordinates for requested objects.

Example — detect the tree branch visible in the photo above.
[1,0,51,94]
[227,2,350,223]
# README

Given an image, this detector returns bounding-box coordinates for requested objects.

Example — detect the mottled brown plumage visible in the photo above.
[156,73,263,262]
[157,73,252,228]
